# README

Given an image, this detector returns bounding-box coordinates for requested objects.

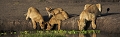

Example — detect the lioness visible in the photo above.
[25,7,45,29]
[84,3,102,16]
[46,13,66,30]
[78,4,101,30]
[45,7,69,19]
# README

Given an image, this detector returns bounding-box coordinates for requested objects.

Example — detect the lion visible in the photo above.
[45,7,69,19]
[24,7,45,29]
[78,4,101,30]
[45,7,63,17]
[61,11,69,19]
[46,12,67,30]
[84,3,102,16]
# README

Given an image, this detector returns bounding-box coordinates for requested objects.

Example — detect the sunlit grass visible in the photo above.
[19,30,66,37]
[18,30,100,37]
[0,30,100,37]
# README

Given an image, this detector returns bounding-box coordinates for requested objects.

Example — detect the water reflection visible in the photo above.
[79,34,85,37]
[92,33,96,37]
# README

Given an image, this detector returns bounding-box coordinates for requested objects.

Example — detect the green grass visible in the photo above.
[18,30,100,37]
[0,30,100,37]
[19,30,66,37]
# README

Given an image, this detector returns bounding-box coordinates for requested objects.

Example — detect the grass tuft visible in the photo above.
[0,30,100,37]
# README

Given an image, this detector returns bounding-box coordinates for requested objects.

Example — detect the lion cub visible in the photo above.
[45,7,69,19]
[46,12,66,30]
[78,4,102,30]
[25,7,45,29]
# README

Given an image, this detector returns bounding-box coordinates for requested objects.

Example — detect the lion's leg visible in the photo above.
[77,20,81,30]
[31,19,36,29]
[91,18,96,29]
[46,23,52,30]
[39,21,44,29]
[79,19,86,30]
[58,20,61,30]
[40,23,44,29]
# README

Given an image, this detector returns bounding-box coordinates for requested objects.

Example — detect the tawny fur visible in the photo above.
[25,7,45,29]
[84,3,102,16]
[46,13,67,30]
[84,4,92,10]
[78,4,101,30]
[45,7,69,19]
[45,7,62,17]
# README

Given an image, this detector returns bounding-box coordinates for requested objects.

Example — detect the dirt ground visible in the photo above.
[0,0,120,37]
